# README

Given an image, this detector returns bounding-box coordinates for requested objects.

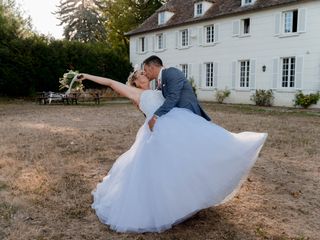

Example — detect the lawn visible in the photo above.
[0,100,319,240]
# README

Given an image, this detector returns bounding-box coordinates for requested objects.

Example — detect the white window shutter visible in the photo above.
[175,31,179,49]
[198,27,203,46]
[188,64,192,80]
[214,24,219,42]
[135,38,139,53]
[188,28,191,46]
[298,8,307,33]
[231,61,237,89]
[250,59,256,90]
[272,58,279,89]
[152,35,155,51]
[145,37,149,52]
[198,63,203,88]
[163,33,167,49]
[295,56,304,89]
[191,27,197,38]
[274,13,281,35]
[214,62,218,88]
[232,20,240,37]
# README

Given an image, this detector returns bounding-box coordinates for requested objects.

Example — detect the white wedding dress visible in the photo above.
[91,90,267,233]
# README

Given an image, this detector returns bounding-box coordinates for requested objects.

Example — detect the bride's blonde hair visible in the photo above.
[126,70,138,87]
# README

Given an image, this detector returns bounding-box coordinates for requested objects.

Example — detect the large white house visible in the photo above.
[127,0,320,108]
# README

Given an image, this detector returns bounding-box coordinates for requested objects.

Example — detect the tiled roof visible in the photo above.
[126,0,309,36]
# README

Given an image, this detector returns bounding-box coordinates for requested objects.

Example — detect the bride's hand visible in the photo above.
[76,73,86,82]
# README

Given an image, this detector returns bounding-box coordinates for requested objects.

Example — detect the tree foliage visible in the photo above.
[101,0,165,49]
[0,0,33,42]
[0,0,168,97]
[55,0,106,42]
[0,1,131,97]
[54,0,166,54]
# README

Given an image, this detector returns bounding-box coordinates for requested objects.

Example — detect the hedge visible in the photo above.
[0,37,132,97]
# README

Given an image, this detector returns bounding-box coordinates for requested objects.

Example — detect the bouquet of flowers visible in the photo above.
[59,70,84,93]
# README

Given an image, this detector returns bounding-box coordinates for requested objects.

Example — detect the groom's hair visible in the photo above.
[143,55,163,67]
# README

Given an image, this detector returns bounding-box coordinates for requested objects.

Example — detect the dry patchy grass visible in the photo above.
[0,100,319,240]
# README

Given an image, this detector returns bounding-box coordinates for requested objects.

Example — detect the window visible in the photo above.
[194,1,213,17]
[205,25,215,43]
[181,64,189,79]
[158,11,174,25]
[240,60,250,88]
[241,18,250,35]
[196,3,203,16]
[180,29,189,47]
[281,57,295,88]
[241,0,255,6]
[156,34,164,50]
[205,62,214,87]
[158,12,165,25]
[283,10,298,33]
[139,37,146,53]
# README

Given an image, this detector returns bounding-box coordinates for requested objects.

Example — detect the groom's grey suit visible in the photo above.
[154,67,211,121]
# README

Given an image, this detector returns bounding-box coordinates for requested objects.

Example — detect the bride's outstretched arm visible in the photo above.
[77,74,142,104]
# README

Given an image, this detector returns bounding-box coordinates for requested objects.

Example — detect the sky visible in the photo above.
[16,0,64,39]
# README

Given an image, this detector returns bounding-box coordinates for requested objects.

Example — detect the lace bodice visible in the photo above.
[139,90,165,119]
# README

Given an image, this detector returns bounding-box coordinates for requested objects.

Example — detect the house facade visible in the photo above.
[127,0,320,108]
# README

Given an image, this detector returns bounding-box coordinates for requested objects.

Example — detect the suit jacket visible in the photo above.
[154,67,211,121]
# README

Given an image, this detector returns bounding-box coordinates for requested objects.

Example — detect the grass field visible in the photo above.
[0,100,319,240]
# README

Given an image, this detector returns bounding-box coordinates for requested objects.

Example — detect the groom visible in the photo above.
[142,55,211,131]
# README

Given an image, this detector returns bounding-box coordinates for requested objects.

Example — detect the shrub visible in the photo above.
[294,91,320,108]
[216,88,231,104]
[250,89,274,106]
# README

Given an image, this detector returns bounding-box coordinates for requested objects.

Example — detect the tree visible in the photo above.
[0,0,33,42]
[0,0,133,97]
[55,0,106,42]
[101,0,165,50]
[0,0,35,95]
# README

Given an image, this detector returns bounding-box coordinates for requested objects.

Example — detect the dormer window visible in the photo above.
[196,3,203,16]
[158,11,174,25]
[158,12,165,25]
[194,1,212,18]
[241,0,255,6]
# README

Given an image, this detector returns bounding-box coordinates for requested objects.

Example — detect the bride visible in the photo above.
[76,70,267,233]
